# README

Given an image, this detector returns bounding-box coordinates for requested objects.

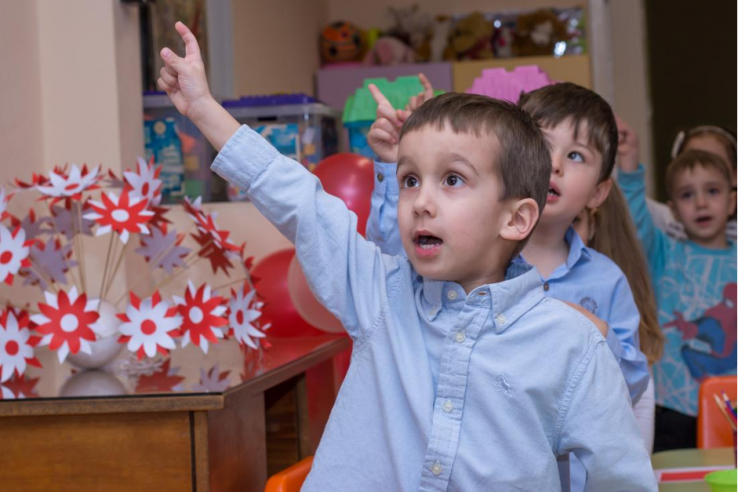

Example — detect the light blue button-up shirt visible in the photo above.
[212,127,656,492]
[368,161,650,405]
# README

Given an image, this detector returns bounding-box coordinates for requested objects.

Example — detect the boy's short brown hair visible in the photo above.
[399,92,552,256]
[518,82,618,182]
[666,149,733,200]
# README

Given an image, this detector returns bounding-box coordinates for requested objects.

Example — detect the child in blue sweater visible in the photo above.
[617,117,736,452]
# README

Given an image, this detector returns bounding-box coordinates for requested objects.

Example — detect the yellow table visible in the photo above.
[652,447,735,491]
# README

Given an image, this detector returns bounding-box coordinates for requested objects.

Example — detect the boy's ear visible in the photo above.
[586,178,613,210]
[500,198,539,242]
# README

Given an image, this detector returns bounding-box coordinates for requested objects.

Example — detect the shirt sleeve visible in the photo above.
[617,165,669,276]
[211,126,400,343]
[556,338,657,492]
[366,160,405,257]
[603,271,650,404]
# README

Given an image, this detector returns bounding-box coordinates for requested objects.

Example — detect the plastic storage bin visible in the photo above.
[342,77,444,159]
[223,94,342,201]
[143,92,214,203]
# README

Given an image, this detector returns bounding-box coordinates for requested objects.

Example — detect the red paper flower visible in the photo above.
[135,358,185,393]
[173,281,227,354]
[118,291,182,360]
[31,287,100,363]
[85,189,154,244]
[0,310,41,382]
[1,374,40,399]
[0,225,33,286]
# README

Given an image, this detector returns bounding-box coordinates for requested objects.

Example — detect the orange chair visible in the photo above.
[264,456,314,492]
[697,375,737,448]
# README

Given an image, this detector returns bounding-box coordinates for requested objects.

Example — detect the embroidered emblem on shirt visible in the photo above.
[580,297,598,314]
[496,375,513,397]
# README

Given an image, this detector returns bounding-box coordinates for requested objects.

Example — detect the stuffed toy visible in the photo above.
[386,4,433,62]
[444,12,493,61]
[512,9,569,57]
[363,36,415,66]
[320,21,364,65]
[429,15,452,62]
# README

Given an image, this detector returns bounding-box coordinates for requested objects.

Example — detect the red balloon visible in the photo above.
[313,153,375,235]
[251,249,324,338]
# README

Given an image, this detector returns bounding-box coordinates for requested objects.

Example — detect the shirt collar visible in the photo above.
[420,262,543,332]
[564,226,591,269]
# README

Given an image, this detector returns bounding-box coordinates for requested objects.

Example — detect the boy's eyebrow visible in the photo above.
[439,151,480,176]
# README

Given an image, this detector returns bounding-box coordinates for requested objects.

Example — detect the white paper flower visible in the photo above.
[36,164,100,200]
[228,288,266,349]
[118,291,182,360]
[0,225,32,285]
[124,157,163,206]
[0,310,40,382]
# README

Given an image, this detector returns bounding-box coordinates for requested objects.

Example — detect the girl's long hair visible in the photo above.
[589,182,664,364]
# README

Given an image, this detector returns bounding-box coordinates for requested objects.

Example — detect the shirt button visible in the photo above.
[443,400,454,412]
[455,331,466,343]
[495,314,506,326]
[431,462,443,475]
[447,290,458,301]
[377,172,384,182]
[543,282,550,291]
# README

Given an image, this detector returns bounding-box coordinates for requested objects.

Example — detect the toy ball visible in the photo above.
[321,21,364,64]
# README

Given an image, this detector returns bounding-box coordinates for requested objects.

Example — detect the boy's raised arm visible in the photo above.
[615,117,668,272]
[159,23,396,341]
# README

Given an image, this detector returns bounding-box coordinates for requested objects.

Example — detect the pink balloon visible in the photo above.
[287,255,344,333]
[251,249,324,338]
[313,153,374,236]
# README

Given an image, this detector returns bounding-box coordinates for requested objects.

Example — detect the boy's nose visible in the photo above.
[413,188,437,217]
[551,156,563,175]
[695,191,708,207]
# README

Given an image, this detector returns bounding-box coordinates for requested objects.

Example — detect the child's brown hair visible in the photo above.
[665,149,733,200]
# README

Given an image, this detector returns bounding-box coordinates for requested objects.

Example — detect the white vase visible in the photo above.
[66,301,124,370]
[59,369,127,397]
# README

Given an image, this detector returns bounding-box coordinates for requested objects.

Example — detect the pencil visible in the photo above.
[713,393,737,431]
[720,391,737,419]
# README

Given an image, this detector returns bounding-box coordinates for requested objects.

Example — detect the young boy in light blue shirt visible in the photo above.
[367,80,651,490]
[158,22,656,491]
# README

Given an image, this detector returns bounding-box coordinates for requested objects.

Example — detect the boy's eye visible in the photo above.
[567,151,584,163]
[680,191,693,200]
[708,187,721,195]
[444,174,464,187]
[402,175,419,188]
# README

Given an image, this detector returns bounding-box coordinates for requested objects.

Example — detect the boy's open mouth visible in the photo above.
[547,182,561,200]
[415,235,443,249]
[695,215,713,225]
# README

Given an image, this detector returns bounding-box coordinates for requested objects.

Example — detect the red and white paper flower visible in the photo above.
[118,291,182,360]
[134,358,185,393]
[0,225,33,286]
[36,164,101,202]
[173,281,227,354]
[0,310,41,382]
[84,190,154,244]
[124,157,163,206]
[0,187,10,221]
[31,287,100,363]
[228,287,266,349]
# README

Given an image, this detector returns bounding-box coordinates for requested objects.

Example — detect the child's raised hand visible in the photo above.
[396,73,435,123]
[367,84,402,163]
[615,115,640,173]
[157,22,213,119]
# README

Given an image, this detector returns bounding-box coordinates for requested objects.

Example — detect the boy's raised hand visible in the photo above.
[616,115,640,173]
[157,21,213,119]
[367,73,434,163]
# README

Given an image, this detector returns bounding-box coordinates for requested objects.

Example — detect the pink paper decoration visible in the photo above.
[466,65,555,103]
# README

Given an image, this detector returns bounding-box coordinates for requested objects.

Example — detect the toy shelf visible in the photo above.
[316,54,591,110]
